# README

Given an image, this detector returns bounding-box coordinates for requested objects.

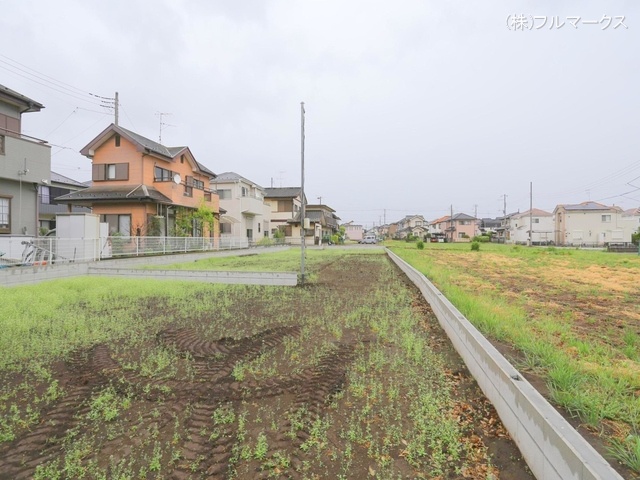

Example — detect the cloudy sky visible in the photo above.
[2,0,639,227]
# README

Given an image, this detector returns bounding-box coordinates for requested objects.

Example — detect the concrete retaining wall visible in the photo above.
[0,263,89,287]
[386,249,622,480]
[1,246,293,287]
[87,267,298,286]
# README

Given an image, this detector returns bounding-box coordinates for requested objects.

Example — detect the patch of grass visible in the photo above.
[390,240,640,474]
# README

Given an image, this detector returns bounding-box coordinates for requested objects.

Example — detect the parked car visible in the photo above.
[361,235,377,244]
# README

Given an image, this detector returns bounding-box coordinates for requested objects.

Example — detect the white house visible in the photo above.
[342,220,363,242]
[211,172,269,243]
[508,209,554,245]
[621,207,640,240]
[553,201,626,246]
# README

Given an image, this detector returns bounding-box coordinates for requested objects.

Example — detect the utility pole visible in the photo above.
[503,194,507,217]
[114,92,119,126]
[450,204,454,242]
[300,102,306,285]
[383,209,386,225]
[156,112,173,144]
[529,182,533,247]
[317,196,322,205]
[474,204,478,219]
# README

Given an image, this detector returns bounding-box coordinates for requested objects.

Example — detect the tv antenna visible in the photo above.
[155,112,175,144]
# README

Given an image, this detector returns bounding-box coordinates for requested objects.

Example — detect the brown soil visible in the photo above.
[0,254,534,479]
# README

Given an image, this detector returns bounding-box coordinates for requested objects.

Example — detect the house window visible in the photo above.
[532,218,540,223]
[93,163,129,181]
[601,215,611,223]
[154,166,173,182]
[241,186,249,197]
[0,196,11,233]
[180,154,185,164]
[41,186,51,204]
[115,134,121,147]
[101,214,131,235]
[0,135,5,155]
[184,176,193,197]
[192,178,204,190]
[218,189,231,200]
[220,223,232,234]
[204,191,212,201]
[458,232,466,238]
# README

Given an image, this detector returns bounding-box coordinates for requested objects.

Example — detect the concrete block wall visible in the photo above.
[386,249,622,480]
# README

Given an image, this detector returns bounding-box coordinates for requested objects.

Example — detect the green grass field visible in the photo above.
[390,240,640,474]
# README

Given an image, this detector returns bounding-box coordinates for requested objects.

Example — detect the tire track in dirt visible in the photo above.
[0,345,121,480]
[255,342,357,479]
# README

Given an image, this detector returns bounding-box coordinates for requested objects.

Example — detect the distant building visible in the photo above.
[342,220,363,242]
[553,201,627,246]
[508,209,553,245]
[38,171,91,233]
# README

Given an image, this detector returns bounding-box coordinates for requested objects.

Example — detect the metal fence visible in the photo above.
[0,236,278,268]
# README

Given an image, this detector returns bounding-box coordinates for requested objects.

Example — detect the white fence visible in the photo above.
[0,236,261,267]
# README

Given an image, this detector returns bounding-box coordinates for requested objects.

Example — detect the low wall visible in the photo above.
[0,262,89,287]
[0,246,293,287]
[87,267,298,286]
[386,249,622,480]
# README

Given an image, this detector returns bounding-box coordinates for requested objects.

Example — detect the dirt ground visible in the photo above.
[0,254,534,479]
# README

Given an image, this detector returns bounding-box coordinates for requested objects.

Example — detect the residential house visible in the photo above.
[55,124,218,237]
[507,209,554,245]
[394,214,426,239]
[479,217,501,235]
[429,213,478,242]
[342,220,363,242]
[387,222,399,238]
[553,201,625,246]
[0,84,50,236]
[494,213,518,243]
[304,204,341,244]
[211,172,268,242]
[621,207,640,241]
[427,215,450,240]
[264,187,305,244]
[38,171,91,233]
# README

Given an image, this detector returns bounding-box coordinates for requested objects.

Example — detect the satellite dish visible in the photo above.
[173,174,181,184]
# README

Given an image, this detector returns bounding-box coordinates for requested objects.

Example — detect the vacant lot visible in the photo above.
[0,250,531,479]
[391,241,640,478]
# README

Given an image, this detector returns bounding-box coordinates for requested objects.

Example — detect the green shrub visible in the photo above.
[416,241,424,250]
[632,228,640,246]
[470,241,480,251]
[472,235,490,243]
[331,234,339,245]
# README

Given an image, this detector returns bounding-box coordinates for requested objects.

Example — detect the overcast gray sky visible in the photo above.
[2,0,639,227]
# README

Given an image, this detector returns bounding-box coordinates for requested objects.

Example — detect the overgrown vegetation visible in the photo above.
[0,249,521,478]
[390,240,640,475]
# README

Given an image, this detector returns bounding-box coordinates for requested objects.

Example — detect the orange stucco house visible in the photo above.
[56,124,219,237]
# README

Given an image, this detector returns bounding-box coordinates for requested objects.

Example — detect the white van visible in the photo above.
[362,235,377,244]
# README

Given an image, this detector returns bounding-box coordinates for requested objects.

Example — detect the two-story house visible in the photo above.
[429,213,477,242]
[211,172,269,242]
[342,220,363,242]
[304,204,340,244]
[554,201,626,246]
[621,207,640,241]
[507,209,554,245]
[264,187,305,244]
[56,124,218,237]
[0,84,50,237]
[394,214,426,239]
[38,171,91,234]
